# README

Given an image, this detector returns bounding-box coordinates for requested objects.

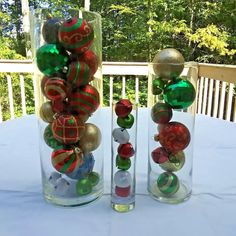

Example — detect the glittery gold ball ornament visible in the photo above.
[152,48,185,79]
[39,101,55,123]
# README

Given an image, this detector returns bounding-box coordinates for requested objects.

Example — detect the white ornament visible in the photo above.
[48,171,61,185]
[114,170,132,188]
[54,178,70,195]
[112,128,130,144]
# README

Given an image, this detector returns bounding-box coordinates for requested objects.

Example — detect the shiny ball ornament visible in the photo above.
[52,115,85,144]
[115,186,131,197]
[112,128,130,144]
[76,177,92,196]
[160,151,185,172]
[42,17,62,43]
[69,84,100,116]
[88,172,100,187]
[51,148,83,174]
[39,101,55,123]
[151,102,172,124]
[79,123,101,153]
[41,76,50,96]
[66,61,91,88]
[36,44,69,76]
[157,172,180,196]
[116,155,131,171]
[152,78,165,95]
[43,77,67,101]
[114,170,132,188]
[158,122,190,153]
[48,171,61,185]
[78,113,90,123]
[163,78,196,109]
[118,143,134,159]
[115,99,133,118]
[152,48,185,79]
[151,147,169,164]
[51,99,67,114]
[117,114,134,129]
[66,153,95,180]
[54,178,70,195]
[58,18,94,54]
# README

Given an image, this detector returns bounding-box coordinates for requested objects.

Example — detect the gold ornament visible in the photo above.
[39,101,55,123]
[79,123,101,153]
[152,48,185,79]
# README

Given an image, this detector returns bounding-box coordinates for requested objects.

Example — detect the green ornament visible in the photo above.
[163,78,196,109]
[88,172,100,187]
[160,151,185,172]
[76,177,92,196]
[152,78,165,95]
[116,155,131,171]
[43,124,64,149]
[117,114,134,129]
[151,102,172,124]
[36,44,69,76]
[157,172,180,196]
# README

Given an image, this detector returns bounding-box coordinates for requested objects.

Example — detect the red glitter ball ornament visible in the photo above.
[115,99,133,118]
[117,143,134,158]
[151,147,169,164]
[115,185,131,197]
[51,99,67,114]
[158,122,190,153]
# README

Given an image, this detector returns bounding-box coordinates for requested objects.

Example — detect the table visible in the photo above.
[0,108,236,236]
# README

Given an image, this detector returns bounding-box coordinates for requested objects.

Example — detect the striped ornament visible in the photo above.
[66,61,91,88]
[58,17,94,54]
[44,77,67,101]
[51,148,83,174]
[69,84,100,116]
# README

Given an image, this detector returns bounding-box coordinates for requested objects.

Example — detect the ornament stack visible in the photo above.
[37,13,101,198]
[149,48,196,200]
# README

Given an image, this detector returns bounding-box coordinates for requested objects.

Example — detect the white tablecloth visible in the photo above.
[0,108,236,236]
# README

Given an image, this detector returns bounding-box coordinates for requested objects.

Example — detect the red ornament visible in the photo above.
[115,185,131,197]
[158,122,190,153]
[52,114,85,144]
[69,84,100,116]
[51,99,67,114]
[115,99,133,118]
[118,143,134,158]
[41,76,50,96]
[151,147,169,164]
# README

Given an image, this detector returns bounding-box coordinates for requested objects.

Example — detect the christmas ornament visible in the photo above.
[66,61,91,88]
[114,170,132,188]
[51,148,83,174]
[117,114,134,129]
[88,172,100,187]
[69,84,100,116]
[76,177,92,196]
[116,155,131,171]
[51,99,67,114]
[36,44,69,76]
[52,115,85,144]
[41,76,50,96]
[157,172,180,196]
[151,102,172,124]
[48,171,62,185]
[163,78,196,109]
[152,48,185,79]
[54,178,70,195]
[151,147,169,164]
[152,77,165,95]
[115,186,131,197]
[118,143,135,158]
[115,99,133,118]
[160,151,185,172]
[79,123,101,153]
[78,113,90,123]
[158,121,191,153]
[58,18,94,54]
[112,128,130,144]
[39,101,55,123]
[43,77,67,101]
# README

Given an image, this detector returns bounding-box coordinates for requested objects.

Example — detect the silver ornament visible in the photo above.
[112,128,130,144]
[114,170,132,188]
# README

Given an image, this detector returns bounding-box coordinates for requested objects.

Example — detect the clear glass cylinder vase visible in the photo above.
[30,9,103,206]
[147,61,198,204]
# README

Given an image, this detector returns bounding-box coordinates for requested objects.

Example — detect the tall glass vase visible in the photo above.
[30,8,103,206]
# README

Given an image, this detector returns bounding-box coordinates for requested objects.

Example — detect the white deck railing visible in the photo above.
[0,60,235,122]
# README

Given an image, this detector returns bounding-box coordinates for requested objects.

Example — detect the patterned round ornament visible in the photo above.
[66,61,91,88]
[88,172,100,186]
[116,155,131,171]
[112,128,130,144]
[151,147,169,164]
[152,77,165,95]
[51,147,83,174]
[52,114,85,145]
[117,114,134,129]
[163,78,196,109]
[115,186,131,197]
[36,44,69,76]
[58,18,94,54]
[151,102,172,124]
[157,172,180,196]
[39,101,55,123]
[115,99,133,118]
[76,177,92,196]
[69,84,100,116]
[118,143,134,159]
[114,170,132,188]
[158,122,190,153]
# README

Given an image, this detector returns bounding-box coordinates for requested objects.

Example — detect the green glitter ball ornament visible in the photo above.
[117,114,134,129]
[116,155,131,171]
[152,78,165,95]
[76,177,92,196]
[88,172,100,187]
[36,44,69,76]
